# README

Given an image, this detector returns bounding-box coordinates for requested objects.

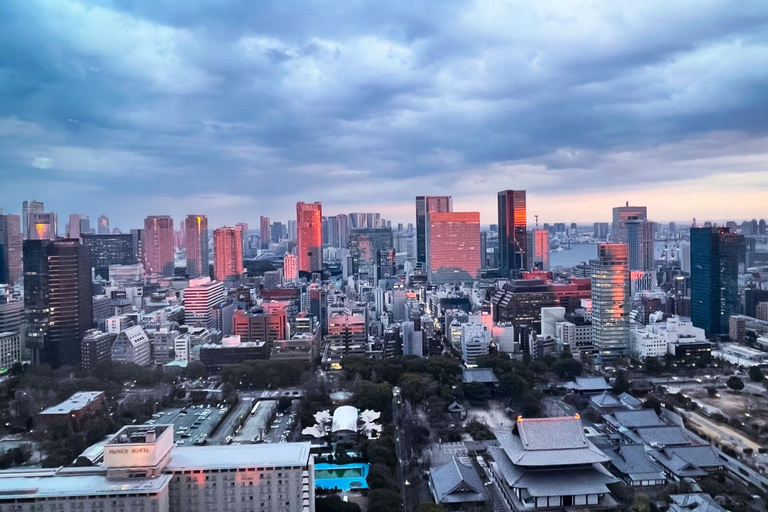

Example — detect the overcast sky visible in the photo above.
[2,0,768,230]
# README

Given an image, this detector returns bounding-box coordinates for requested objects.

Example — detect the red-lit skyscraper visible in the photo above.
[213,226,244,282]
[296,202,322,275]
[143,215,175,276]
[498,190,527,274]
[427,211,481,284]
[184,215,209,278]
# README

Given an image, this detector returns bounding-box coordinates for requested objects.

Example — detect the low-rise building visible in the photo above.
[39,391,105,426]
[81,329,117,370]
[111,325,151,366]
[0,331,21,373]
[428,457,487,511]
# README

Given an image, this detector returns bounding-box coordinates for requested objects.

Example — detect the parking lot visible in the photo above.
[263,401,299,443]
[149,405,229,446]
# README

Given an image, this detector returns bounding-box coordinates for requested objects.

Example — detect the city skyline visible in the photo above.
[2,1,768,226]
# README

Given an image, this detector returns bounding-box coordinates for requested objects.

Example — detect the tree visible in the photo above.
[644,357,664,374]
[612,370,630,394]
[726,376,745,392]
[185,361,206,381]
[367,463,398,490]
[316,496,361,512]
[463,383,491,405]
[530,361,548,377]
[418,505,445,512]
[749,366,764,383]
[551,358,583,379]
[366,489,402,512]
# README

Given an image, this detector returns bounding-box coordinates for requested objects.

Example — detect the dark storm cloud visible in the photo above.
[1,0,768,226]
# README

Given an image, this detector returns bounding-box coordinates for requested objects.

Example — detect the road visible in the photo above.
[209,398,253,444]
[150,405,229,446]
[393,387,407,511]
[235,400,277,443]
[263,400,299,443]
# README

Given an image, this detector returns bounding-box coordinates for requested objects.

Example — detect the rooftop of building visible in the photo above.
[462,368,499,384]
[164,442,312,471]
[0,470,171,500]
[496,416,610,467]
[39,392,104,416]
[565,376,612,392]
[604,409,667,430]
[669,493,727,512]
[430,457,486,505]
[107,425,170,445]
[606,443,666,481]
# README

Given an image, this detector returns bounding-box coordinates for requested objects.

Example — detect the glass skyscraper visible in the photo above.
[498,190,527,274]
[591,243,630,360]
[691,227,739,335]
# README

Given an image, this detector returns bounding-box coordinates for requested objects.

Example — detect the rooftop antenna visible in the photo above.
[535,214,539,230]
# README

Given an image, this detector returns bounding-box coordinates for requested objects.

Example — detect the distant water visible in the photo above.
[549,241,684,269]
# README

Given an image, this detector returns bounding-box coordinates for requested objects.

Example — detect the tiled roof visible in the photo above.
[462,368,499,383]
[496,417,610,467]
[429,457,486,504]
[635,426,691,447]
[606,410,666,429]
[606,444,666,481]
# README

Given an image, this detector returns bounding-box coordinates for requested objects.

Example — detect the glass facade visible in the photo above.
[691,227,739,335]
[498,190,527,274]
[591,243,630,360]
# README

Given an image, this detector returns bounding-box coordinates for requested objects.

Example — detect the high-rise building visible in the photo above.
[498,190,527,274]
[591,244,630,360]
[82,233,135,279]
[184,215,209,279]
[143,216,175,276]
[427,212,481,284]
[287,220,297,241]
[271,221,284,243]
[0,214,22,285]
[213,226,244,282]
[184,277,225,329]
[260,216,271,249]
[296,202,323,275]
[130,228,144,266]
[532,229,549,271]
[626,217,654,271]
[28,212,58,240]
[349,227,394,278]
[24,239,93,368]
[21,200,44,239]
[611,202,647,243]
[415,195,452,265]
[593,222,609,240]
[283,253,298,280]
[97,215,110,234]
[67,213,91,239]
[691,227,739,335]
[334,213,350,248]
[349,212,381,229]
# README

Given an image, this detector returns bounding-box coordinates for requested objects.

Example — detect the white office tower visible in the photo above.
[461,321,490,365]
[402,320,423,357]
[679,242,691,274]
[540,307,566,338]
[174,334,191,362]
[0,424,316,512]
[184,277,225,330]
[492,323,515,353]
[106,314,133,334]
